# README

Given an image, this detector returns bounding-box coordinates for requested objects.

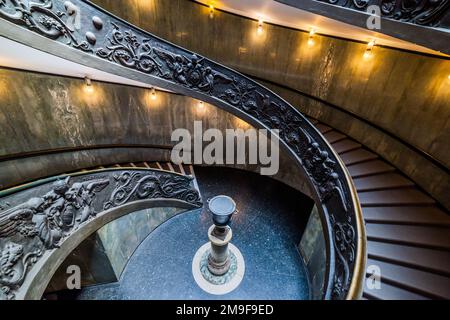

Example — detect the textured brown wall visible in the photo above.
[0,68,311,197]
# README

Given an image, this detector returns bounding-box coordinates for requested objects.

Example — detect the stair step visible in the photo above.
[363,206,450,226]
[366,258,450,299]
[368,241,450,276]
[323,130,347,144]
[359,189,435,207]
[165,162,175,172]
[178,164,186,175]
[316,123,333,134]
[354,173,414,191]
[134,162,148,168]
[363,281,429,300]
[347,160,395,178]
[161,163,171,171]
[180,164,196,177]
[332,139,362,154]
[366,223,450,250]
[340,149,378,166]
[142,162,152,169]
[147,162,161,170]
[170,163,182,174]
[307,118,319,125]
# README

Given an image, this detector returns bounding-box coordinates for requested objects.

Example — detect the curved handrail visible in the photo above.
[0,168,202,300]
[276,0,450,54]
[0,0,365,299]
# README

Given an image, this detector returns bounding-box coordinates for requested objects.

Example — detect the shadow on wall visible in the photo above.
[44,207,187,293]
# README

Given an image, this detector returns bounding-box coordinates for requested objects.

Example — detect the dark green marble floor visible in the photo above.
[67,167,313,299]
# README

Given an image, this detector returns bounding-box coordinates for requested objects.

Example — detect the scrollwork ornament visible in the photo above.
[0,0,93,51]
[330,215,356,299]
[104,171,202,209]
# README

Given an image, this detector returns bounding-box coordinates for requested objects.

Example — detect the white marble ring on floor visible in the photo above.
[192,242,245,295]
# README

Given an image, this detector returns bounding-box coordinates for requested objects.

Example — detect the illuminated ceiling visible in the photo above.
[197,0,446,56]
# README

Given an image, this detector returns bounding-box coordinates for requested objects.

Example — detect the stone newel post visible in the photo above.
[207,195,236,276]
[192,194,244,295]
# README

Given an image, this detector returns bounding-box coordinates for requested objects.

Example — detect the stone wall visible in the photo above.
[0,68,312,198]
[299,206,326,300]
[97,207,185,279]
[45,207,186,293]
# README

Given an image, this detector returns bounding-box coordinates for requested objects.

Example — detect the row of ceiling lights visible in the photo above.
[82,4,447,100]
[209,4,377,59]
[82,5,377,102]
[82,3,380,99]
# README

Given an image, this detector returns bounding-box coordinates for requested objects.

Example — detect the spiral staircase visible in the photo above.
[307,117,450,300]
[0,0,448,300]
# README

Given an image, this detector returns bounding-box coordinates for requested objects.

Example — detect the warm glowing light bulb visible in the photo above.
[307,28,316,46]
[84,77,93,93]
[257,18,264,35]
[209,4,214,19]
[364,40,376,59]
[150,87,157,100]
[197,101,206,115]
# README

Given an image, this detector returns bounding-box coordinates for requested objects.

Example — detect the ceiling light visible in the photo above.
[364,40,376,59]
[150,87,157,100]
[257,17,264,35]
[308,28,316,46]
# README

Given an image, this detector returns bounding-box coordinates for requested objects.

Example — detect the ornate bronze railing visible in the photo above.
[0,168,202,300]
[0,0,365,299]
[314,0,450,27]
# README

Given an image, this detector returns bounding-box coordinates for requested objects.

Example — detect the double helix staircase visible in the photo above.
[308,117,450,300]
[0,0,448,300]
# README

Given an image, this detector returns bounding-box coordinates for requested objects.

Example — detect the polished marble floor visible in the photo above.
[74,167,313,300]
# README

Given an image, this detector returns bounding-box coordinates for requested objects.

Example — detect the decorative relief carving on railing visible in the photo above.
[104,171,202,209]
[0,0,360,299]
[0,0,93,51]
[330,215,355,299]
[0,169,201,299]
[315,0,450,27]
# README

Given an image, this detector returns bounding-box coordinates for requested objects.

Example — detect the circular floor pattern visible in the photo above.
[192,242,245,295]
